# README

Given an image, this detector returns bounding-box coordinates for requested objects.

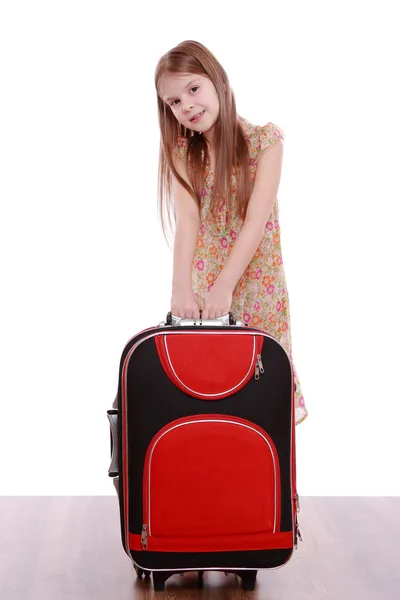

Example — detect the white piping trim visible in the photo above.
[130,557,294,573]
[164,335,256,397]
[146,418,278,537]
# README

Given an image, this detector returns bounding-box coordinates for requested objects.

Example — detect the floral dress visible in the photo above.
[174,121,308,425]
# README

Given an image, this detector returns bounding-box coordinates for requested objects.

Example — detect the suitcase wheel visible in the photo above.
[134,566,144,578]
[152,571,167,591]
[134,566,151,579]
[240,570,258,591]
[151,570,204,591]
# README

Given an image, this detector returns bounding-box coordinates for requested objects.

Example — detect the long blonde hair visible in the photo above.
[154,40,252,243]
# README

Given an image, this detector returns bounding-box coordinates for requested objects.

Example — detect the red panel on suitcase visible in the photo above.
[133,414,282,553]
[154,333,264,400]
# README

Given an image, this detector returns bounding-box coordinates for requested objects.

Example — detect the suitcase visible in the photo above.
[107,312,302,592]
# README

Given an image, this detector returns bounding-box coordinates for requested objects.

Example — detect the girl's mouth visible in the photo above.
[190,110,205,123]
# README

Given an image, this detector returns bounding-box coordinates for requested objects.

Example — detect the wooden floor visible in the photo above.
[0,496,399,599]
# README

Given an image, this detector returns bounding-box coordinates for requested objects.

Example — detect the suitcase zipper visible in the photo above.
[163,334,262,398]
[141,524,148,550]
[294,493,302,549]
[294,515,302,548]
[254,354,264,380]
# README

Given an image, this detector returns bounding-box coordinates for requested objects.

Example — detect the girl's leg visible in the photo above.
[113,476,119,499]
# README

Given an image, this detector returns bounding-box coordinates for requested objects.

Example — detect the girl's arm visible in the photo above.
[172,217,199,292]
[216,140,284,293]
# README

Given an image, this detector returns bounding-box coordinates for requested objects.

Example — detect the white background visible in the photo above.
[1,0,399,495]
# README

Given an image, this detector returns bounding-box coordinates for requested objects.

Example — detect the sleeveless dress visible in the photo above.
[174,120,308,425]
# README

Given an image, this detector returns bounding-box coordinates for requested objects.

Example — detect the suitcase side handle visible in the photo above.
[164,311,245,327]
[107,409,119,477]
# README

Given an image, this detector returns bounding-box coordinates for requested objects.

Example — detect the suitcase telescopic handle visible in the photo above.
[164,311,245,327]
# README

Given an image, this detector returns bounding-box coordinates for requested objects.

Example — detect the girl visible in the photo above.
[155,40,307,426]
[156,39,307,428]
[112,40,307,496]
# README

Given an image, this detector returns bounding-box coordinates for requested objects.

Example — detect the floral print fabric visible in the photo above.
[174,121,308,425]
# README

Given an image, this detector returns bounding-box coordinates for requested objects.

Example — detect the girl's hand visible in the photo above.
[171,286,201,319]
[202,282,233,320]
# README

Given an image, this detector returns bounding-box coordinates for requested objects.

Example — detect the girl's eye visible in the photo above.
[170,86,199,107]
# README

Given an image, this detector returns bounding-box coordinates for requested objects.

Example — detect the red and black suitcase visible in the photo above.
[107,312,302,592]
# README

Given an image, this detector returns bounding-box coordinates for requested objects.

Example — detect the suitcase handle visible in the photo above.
[165,311,244,327]
[107,409,119,477]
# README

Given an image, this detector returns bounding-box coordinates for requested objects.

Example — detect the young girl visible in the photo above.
[112,40,307,496]
[155,40,307,426]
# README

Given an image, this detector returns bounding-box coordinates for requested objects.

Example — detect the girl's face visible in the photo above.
[160,73,220,136]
